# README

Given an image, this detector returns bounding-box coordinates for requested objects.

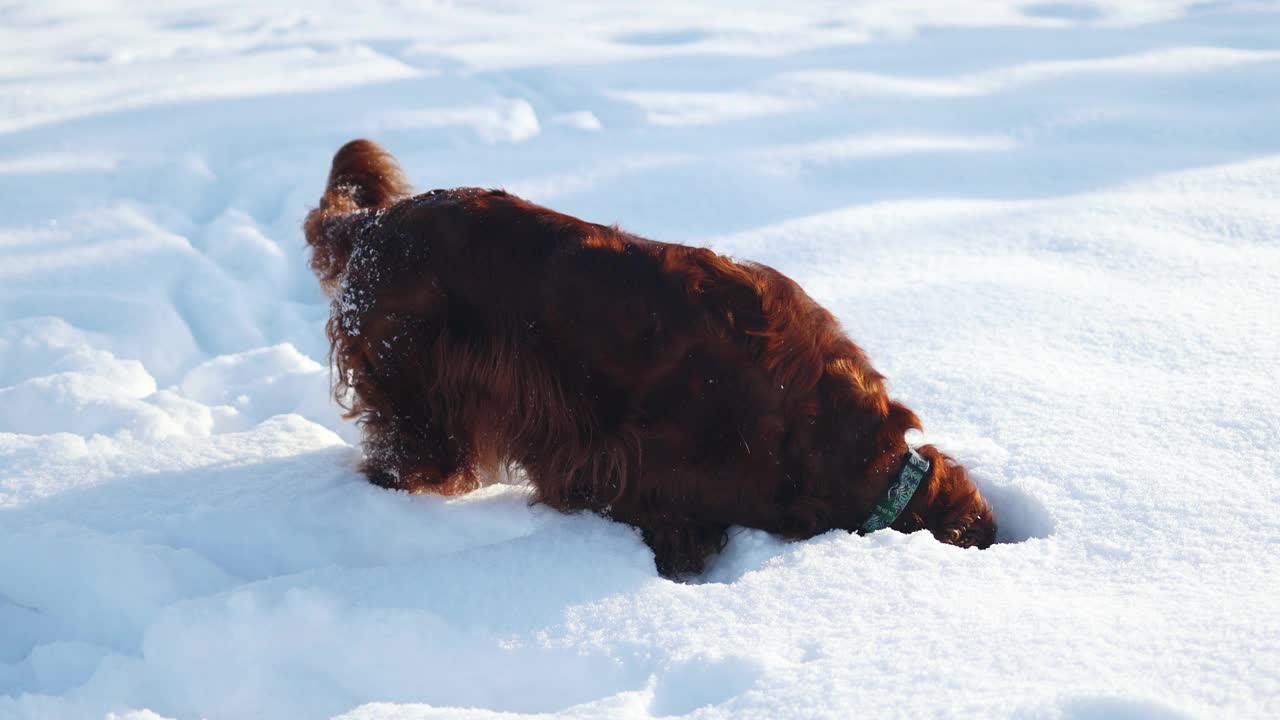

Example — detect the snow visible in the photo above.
[1,1,1278,718]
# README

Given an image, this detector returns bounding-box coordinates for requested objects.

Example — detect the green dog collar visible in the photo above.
[860,449,931,533]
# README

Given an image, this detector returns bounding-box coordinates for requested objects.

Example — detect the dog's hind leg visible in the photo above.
[360,411,479,495]
[352,337,479,495]
[636,520,730,579]
[342,281,485,495]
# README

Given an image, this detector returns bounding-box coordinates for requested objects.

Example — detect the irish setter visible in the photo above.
[304,139,996,577]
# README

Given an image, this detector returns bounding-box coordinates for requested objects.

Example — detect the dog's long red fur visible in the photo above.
[305,139,996,576]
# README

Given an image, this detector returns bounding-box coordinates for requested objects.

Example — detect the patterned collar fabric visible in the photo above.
[860,449,931,533]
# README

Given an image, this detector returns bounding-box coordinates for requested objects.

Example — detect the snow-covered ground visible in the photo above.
[2,1,1279,718]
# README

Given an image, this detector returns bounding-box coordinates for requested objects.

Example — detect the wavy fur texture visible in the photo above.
[304,140,996,577]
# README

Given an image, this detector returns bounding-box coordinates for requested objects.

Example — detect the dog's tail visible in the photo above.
[318,138,413,213]
[305,139,413,292]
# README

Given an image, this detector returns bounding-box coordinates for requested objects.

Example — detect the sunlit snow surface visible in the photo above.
[2,1,1279,718]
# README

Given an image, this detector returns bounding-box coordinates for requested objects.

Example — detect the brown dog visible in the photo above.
[304,139,996,577]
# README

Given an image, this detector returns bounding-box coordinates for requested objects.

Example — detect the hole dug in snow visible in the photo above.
[984,481,1055,544]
